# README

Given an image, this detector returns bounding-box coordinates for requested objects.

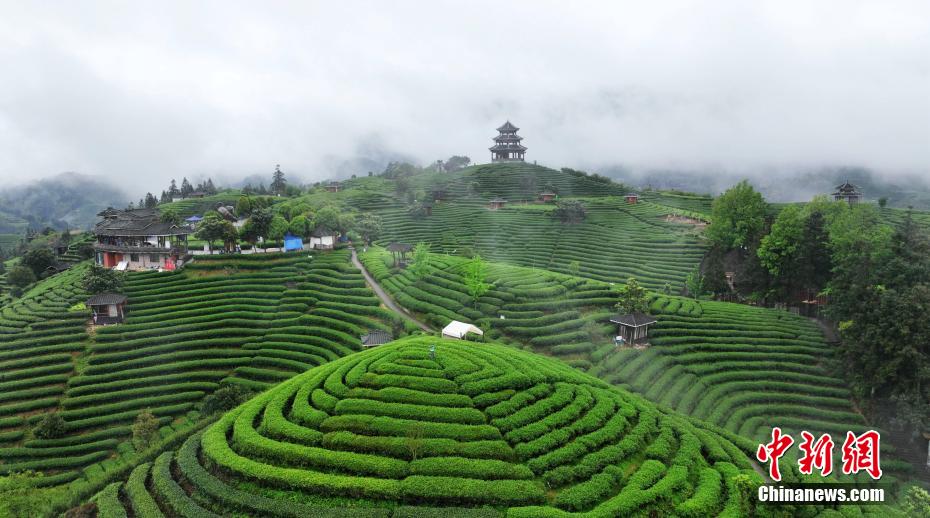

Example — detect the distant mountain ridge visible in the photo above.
[0,172,127,231]
[598,165,930,209]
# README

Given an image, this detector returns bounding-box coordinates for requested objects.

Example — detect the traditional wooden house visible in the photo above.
[93,208,190,271]
[360,329,393,348]
[308,226,336,249]
[832,181,863,205]
[187,191,206,199]
[538,192,556,203]
[86,293,128,325]
[386,242,412,268]
[422,201,434,216]
[609,312,657,345]
[326,181,342,193]
[625,193,639,204]
[489,121,527,162]
[488,198,508,210]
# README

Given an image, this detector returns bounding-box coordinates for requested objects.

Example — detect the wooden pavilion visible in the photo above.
[832,181,863,205]
[609,312,657,345]
[489,121,526,162]
[386,242,413,268]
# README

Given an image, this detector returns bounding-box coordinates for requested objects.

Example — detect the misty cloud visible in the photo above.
[0,1,927,194]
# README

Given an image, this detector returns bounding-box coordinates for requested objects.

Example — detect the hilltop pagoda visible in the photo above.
[489,121,526,162]
[832,181,863,205]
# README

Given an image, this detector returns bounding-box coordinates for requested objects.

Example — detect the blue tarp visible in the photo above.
[284,233,303,252]
[185,215,203,222]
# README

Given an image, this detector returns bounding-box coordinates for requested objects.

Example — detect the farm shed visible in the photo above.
[309,226,336,250]
[87,293,128,325]
[488,198,508,210]
[360,330,393,347]
[538,192,556,203]
[441,320,484,340]
[609,312,657,345]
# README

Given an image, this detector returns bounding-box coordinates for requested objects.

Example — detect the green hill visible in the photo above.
[358,248,911,483]
[93,336,770,517]
[330,164,709,291]
[0,250,402,505]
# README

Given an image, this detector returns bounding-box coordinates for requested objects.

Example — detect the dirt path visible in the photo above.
[349,246,434,333]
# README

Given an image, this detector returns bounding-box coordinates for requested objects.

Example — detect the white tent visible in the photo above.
[441,320,484,340]
[114,260,129,271]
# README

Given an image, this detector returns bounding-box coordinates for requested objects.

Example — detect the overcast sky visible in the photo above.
[1,0,927,192]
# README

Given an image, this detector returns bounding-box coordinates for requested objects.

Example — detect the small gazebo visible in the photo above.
[488,198,507,210]
[87,293,128,325]
[386,242,412,268]
[538,192,556,203]
[609,312,657,345]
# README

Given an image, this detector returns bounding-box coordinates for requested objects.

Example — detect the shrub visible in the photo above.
[201,384,255,415]
[33,412,67,439]
[131,409,160,452]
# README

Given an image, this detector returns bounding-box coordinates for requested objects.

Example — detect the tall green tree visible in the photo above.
[83,264,124,294]
[267,215,289,244]
[311,206,341,233]
[288,214,313,239]
[354,213,383,246]
[270,165,287,195]
[463,254,491,308]
[614,277,650,314]
[706,180,767,249]
[552,200,587,224]
[410,242,431,278]
[196,212,236,252]
[21,247,56,276]
[8,265,36,289]
[159,207,181,226]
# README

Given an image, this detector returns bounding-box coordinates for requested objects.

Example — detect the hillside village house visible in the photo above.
[538,192,556,203]
[625,193,639,204]
[93,208,190,271]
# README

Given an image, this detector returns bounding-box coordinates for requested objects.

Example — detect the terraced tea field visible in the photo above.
[361,197,704,291]
[0,263,91,486]
[0,249,403,501]
[358,248,909,482]
[94,337,772,517]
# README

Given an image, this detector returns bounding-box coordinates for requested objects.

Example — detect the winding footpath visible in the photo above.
[349,246,434,333]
